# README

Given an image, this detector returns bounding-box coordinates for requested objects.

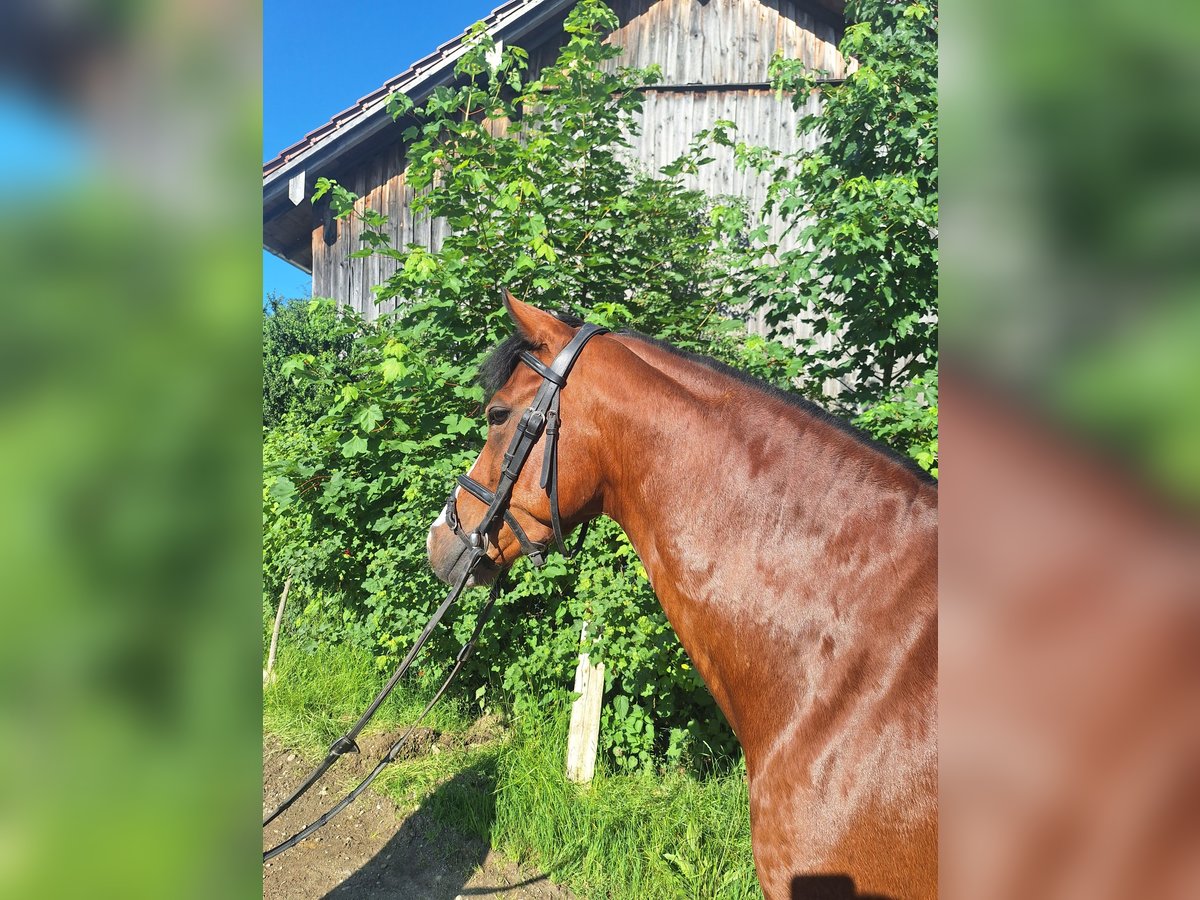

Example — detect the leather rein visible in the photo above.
[263,323,607,862]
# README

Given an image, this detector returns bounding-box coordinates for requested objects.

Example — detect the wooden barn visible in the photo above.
[262,0,847,324]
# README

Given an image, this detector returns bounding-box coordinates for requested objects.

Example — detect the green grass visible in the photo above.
[263,642,477,745]
[264,642,499,816]
[263,641,758,899]
[493,711,759,900]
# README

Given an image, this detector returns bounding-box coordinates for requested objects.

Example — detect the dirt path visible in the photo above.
[263,735,573,900]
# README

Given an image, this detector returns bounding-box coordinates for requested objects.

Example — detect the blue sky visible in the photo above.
[264,0,501,301]
[0,86,88,193]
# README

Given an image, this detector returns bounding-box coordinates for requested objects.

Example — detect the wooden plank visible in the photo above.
[376,149,390,316]
[765,0,782,62]
[751,0,767,81]
[713,0,729,84]
[391,161,405,250]
[349,163,363,316]
[401,166,413,253]
[361,160,374,317]
[310,217,324,299]
[383,145,403,315]
[389,144,403,247]
[724,91,741,199]
[628,0,648,73]
[263,573,292,686]
[365,155,379,313]
[613,0,642,72]
[682,88,695,186]
[565,621,605,784]
[666,0,685,84]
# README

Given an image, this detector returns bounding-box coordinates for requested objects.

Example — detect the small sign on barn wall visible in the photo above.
[288,170,306,206]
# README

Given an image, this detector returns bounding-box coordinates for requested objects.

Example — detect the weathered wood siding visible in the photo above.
[607,0,843,80]
[312,0,843,326]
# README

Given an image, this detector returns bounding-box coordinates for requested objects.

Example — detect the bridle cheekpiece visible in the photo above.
[443,321,608,569]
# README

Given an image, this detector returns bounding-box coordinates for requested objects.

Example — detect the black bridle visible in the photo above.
[263,322,607,863]
[443,322,609,568]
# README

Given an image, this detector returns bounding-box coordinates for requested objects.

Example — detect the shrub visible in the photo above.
[262,295,353,428]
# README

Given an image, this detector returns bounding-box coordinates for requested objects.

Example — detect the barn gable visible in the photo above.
[263,0,846,318]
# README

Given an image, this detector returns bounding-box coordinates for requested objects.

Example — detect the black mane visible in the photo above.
[476,319,936,485]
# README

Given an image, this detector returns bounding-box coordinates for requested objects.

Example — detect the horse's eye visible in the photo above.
[487,407,510,427]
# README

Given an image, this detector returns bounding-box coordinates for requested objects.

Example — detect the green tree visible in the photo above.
[262,294,353,428]
[734,0,938,411]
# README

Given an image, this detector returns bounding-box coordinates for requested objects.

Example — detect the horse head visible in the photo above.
[427,293,607,587]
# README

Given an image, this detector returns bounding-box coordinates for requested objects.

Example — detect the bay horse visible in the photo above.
[427,295,938,900]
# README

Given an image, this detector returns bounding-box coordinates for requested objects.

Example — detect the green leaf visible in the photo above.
[352,404,383,432]
[340,434,368,457]
[380,357,408,382]
[268,476,296,507]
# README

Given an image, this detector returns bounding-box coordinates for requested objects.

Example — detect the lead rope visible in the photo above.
[263,554,477,830]
[263,564,502,860]
[266,322,608,863]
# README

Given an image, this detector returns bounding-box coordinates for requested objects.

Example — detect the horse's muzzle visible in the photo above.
[427,521,501,587]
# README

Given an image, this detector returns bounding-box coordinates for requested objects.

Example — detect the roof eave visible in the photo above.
[263,0,578,197]
[264,238,313,276]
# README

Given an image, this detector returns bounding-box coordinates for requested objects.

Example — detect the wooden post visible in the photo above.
[263,573,292,686]
[566,621,605,784]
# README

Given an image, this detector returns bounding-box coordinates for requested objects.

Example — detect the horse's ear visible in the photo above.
[502,289,573,348]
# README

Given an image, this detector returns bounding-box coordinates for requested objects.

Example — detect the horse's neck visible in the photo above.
[592,337,938,749]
